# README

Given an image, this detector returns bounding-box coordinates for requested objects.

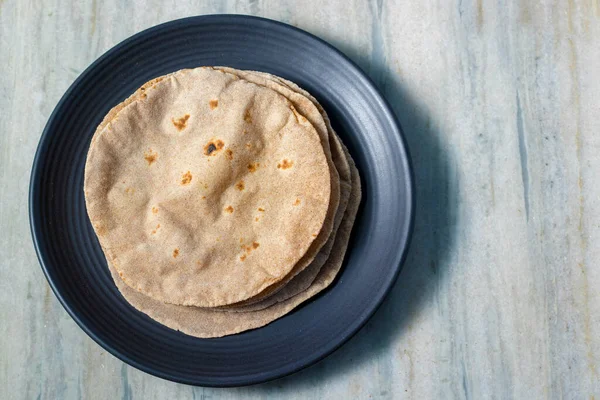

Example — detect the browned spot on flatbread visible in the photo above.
[245,143,252,149]
[225,149,234,160]
[173,248,179,258]
[151,207,159,214]
[277,159,293,169]
[204,139,224,156]
[236,180,245,191]
[144,150,157,165]
[209,99,218,109]
[151,224,161,234]
[247,162,259,173]
[140,93,147,99]
[172,114,190,131]
[224,205,234,214]
[258,207,265,212]
[255,217,259,222]
[244,109,252,123]
[125,187,135,194]
[293,198,301,206]
[240,254,247,261]
[201,196,206,200]
[241,241,260,254]
[181,171,192,185]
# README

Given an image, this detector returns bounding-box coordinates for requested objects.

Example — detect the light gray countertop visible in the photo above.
[1,1,599,398]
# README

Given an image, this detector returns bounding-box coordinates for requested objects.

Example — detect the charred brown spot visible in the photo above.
[247,162,259,173]
[240,254,247,261]
[225,149,234,160]
[172,114,190,131]
[204,139,224,156]
[209,99,219,109]
[244,110,252,123]
[151,224,161,234]
[255,217,259,222]
[152,207,159,214]
[236,180,245,191]
[312,233,318,237]
[181,171,192,185]
[245,143,252,149]
[140,93,147,99]
[201,196,206,200]
[258,207,265,212]
[173,248,179,258]
[293,198,301,206]
[144,150,157,165]
[242,242,259,254]
[277,159,293,169]
[224,205,234,214]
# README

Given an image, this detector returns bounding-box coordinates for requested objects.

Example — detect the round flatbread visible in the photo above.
[84,67,331,307]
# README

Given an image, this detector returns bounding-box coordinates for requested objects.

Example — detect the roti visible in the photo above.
[84,67,331,307]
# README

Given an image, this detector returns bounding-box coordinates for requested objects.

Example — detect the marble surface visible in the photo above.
[1,0,600,398]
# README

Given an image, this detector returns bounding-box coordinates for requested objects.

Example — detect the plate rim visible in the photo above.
[29,14,415,387]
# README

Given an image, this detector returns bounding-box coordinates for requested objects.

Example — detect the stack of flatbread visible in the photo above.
[84,67,361,338]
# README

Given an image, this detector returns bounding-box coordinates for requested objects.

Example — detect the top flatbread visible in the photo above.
[84,67,331,307]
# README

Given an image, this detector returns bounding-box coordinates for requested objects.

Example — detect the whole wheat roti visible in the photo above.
[87,69,346,313]
[217,70,353,312]
[213,68,344,308]
[84,67,331,307]
[107,146,361,338]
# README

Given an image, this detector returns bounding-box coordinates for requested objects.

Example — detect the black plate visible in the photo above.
[29,15,414,387]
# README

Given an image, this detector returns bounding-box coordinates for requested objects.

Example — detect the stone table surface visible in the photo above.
[1,0,599,399]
